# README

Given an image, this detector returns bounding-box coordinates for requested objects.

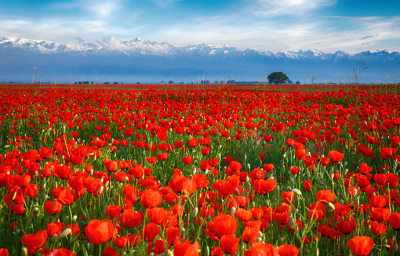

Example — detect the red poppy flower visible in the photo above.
[281,191,295,204]
[140,187,163,208]
[290,166,298,175]
[278,244,300,256]
[263,163,274,172]
[316,190,335,204]
[389,212,400,230]
[24,184,38,198]
[387,173,399,188]
[303,157,316,167]
[276,212,290,225]
[44,201,63,215]
[303,180,312,191]
[205,214,237,239]
[201,147,211,155]
[0,249,9,256]
[188,138,199,147]
[22,230,48,251]
[174,240,199,256]
[84,219,115,245]
[46,222,65,237]
[102,244,118,256]
[169,173,197,195]
[359,163,372,174]
[209,158,219,167]
[114,236,128,248]
[295,149,308,160]
[118,209,142,228]
[182,156,193,165]
[235,208,252,222]
[328,150,344,163]
[54,187,74,205]
[320,157,330,166]
[104,159,118,172]
[221,235,240,254]
[143,222,161,242]
[193,174,209,189]
[334,202,351,216]
[242,221,262,243]
[246,242,279,256]
[38,147,52,159]
[337,217,357,234]
[370,208,391,222]
[106,205,121,218]
[229,161,242,172]
[347,236,374,256]
[53,165,72,180]
[250,168,266,181]
[370,221,387,236]
[67,224,80,236]
[252,179,277,195]
[49,248,76,256]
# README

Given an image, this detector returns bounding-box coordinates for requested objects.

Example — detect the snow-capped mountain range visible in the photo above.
[1,36,399,83]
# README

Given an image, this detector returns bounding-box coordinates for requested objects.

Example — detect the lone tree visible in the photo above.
[267,72,290,85]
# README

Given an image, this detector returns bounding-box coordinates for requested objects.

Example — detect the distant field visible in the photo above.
[0,83,399,92]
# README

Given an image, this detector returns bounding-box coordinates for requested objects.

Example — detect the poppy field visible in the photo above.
[0,86,400,256]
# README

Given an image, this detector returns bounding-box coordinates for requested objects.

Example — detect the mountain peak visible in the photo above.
[1,36,399,59]
[0,36,399,84]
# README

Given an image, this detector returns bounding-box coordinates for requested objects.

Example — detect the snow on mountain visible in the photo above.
[2,36,399,61]
[0,36,399,83]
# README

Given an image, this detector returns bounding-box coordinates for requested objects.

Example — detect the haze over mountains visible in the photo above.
[1,36,399,84]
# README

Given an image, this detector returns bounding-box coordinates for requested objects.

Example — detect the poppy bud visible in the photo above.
[72,215,77,221]
[292,189,302,196]
[12,191,18,200]
[328,203,335,210]
[22,247,27,256]
[59,228,72,239]
[33,207,39,213]
[192,207,198,217]
[230,207,236,216]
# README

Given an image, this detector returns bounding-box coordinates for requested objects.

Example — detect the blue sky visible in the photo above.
[1,0,399,53]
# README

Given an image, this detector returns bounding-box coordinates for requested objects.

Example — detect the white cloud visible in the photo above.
[51,0,123,17]
[85,0,122,17]
[146,14,400,54]
[251,0,337,16]
[1,0,399,55]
